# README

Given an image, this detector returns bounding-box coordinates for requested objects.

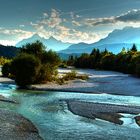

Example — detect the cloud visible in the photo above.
[117,9,140,22]
[0,28,34,45]
[72,20,81,26]
[38,9,62,28]
[85,9,140,26]
[30,9,112,44]
[0,40,16,46]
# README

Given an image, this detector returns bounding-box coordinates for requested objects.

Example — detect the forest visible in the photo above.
[66,44,140,76]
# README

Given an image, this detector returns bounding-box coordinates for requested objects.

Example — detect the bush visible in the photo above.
[61,70,89,82]
[63,70,77,81]
[37,64,56,82]
[2,62,11,77]
[76,74,89,80]
[0,57,11,66]
[59,63,67,68]
[11,54,41,87]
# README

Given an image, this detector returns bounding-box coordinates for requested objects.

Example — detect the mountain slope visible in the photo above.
[0,45,18,58]
[60,27,140,54]
[16,34,72,51]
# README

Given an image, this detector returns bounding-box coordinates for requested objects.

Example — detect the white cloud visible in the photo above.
[29,9,140,44]
[37,9,62,28]
[72,20,81,26]
[84,9,140,26]
[0,40,16,46]
[30,9,103,43]
[0,28,34,45]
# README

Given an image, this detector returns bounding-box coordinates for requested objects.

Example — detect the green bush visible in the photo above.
[37,64,55,82]
[59,63,67,68]
[56,70,89,85]
[2,62,11,77]
[63,70,77,81]
[76,74,89,80]
[11,53,41,87]
[2,41,61,87]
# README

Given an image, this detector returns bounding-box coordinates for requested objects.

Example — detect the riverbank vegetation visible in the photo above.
[66,44,140,76]
[0,57,11,66]
[2,41,61,87]
[56,70,88,85]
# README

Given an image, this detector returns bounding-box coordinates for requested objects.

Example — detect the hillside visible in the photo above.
[0,45,18,58]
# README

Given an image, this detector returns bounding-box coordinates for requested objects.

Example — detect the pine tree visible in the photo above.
[131,44,137,52]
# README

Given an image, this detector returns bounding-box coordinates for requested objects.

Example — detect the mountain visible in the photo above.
[0,45,18,58]
[16,34,72,51]
[59,27,140,54]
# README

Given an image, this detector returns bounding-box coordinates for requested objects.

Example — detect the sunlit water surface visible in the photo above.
[0,83,140,140]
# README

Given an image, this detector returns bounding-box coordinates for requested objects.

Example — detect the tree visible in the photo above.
[20,40,46,59]
[2,62,11,77]
[11,54,41,87]
[2,41,61,87]
[100,54,115,70]
[90,48,97,56]
[41,50,61,66]
[121,47,126,54]
[131,44,137,52]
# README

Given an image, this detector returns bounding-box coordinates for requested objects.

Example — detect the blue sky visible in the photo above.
[1,0,140,45]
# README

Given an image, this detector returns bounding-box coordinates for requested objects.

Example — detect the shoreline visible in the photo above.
[1,67,140,97]
[66,100,140,126]
[0,95,42,140]
[29,85,104,94]
[0,109,42,140]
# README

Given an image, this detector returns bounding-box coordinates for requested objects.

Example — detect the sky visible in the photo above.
[1,0,140,46]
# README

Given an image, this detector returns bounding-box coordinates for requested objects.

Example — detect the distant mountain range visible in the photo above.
[59,27,140,54]
[16,34,72,51]
[8,26,140,60]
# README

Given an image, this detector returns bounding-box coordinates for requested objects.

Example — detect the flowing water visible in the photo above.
[0,83,140,140]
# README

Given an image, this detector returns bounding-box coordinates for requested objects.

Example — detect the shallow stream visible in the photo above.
[0,83,140,140]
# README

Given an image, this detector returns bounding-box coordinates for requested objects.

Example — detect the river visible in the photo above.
[0,69,140,140]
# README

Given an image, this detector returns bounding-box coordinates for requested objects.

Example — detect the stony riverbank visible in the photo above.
[0,95,42,140]
[66,100,140,126]
[0,109,42,140]
[30,68,140,96]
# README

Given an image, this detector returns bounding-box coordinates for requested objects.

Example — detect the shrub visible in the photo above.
[11,53,41,87]
[61,70,89,82]
[37,64,56,82]
[2,62,11,77]
[0,57,11,66]
[76,74,89,80]
[59,63,67,68]
[63,70,77,81]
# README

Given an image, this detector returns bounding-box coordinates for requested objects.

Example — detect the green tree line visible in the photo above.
[66,44,140,76]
